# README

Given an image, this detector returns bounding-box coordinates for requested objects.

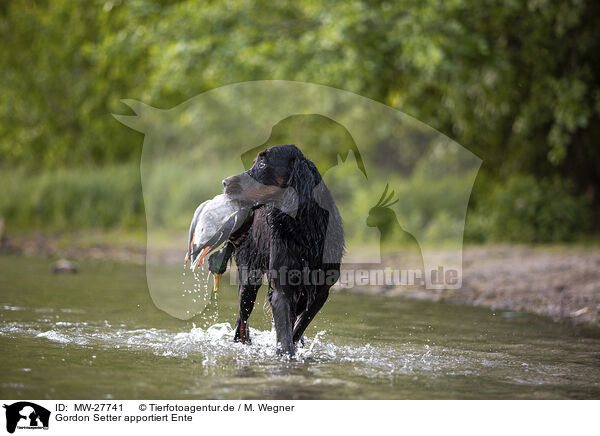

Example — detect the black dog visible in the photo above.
[222,144,344,355]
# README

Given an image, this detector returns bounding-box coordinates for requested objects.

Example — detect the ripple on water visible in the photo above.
[0,320,458,378]
[0,318,584,387]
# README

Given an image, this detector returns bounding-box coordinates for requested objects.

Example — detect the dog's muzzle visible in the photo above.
[223,173,283,202]
[223,175,243,195]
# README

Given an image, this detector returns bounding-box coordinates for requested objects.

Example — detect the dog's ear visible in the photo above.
[287,156,320,203]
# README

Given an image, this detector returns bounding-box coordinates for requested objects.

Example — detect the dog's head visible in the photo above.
[223,144,321,208]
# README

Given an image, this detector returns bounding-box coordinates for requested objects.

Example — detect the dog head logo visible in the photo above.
[115,80,481,319]
[3,402,50,434]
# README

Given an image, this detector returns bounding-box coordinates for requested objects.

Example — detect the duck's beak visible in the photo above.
[213,273,222,292]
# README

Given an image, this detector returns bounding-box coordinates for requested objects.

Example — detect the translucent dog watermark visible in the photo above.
[115,80,481,320]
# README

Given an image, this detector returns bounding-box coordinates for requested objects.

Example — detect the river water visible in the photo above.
[1,255,599,399]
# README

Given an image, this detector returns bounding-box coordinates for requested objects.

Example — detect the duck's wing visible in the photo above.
[185,201,208,263]
[189,212,239,269]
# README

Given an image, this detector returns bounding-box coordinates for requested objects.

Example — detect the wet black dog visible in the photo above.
[223,144,344,355]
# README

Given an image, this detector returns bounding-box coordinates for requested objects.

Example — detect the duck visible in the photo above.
[185,194,249,291]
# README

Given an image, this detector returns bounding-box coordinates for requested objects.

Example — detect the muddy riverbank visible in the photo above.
[379,246,600,326]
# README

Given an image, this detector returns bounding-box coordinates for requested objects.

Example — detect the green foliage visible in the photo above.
[0,155,589,246]
[0,158,239,232]
[2,1,599,173]
[0,164,144,230]
[466,175,590,243]
[0,0,598,241]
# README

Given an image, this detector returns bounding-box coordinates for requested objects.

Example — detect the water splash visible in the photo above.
[0,318,467,379]
[180,263,217,318]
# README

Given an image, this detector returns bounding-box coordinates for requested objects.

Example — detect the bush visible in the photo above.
[466,175,590,243]
[0,158,234,232]
[0,164,144,230]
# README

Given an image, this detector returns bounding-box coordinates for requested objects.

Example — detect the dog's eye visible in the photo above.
[258,161,266,169]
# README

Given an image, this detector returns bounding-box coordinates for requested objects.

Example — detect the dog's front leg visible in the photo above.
[234,281,261,344]
[269,287,295,356]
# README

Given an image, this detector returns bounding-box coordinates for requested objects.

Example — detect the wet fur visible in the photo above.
[224,145,344,355]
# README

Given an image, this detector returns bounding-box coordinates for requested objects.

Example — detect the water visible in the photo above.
[0,255,599,399]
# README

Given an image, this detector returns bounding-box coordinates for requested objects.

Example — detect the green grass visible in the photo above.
[0,162,595,246]
[1,163,145,230]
